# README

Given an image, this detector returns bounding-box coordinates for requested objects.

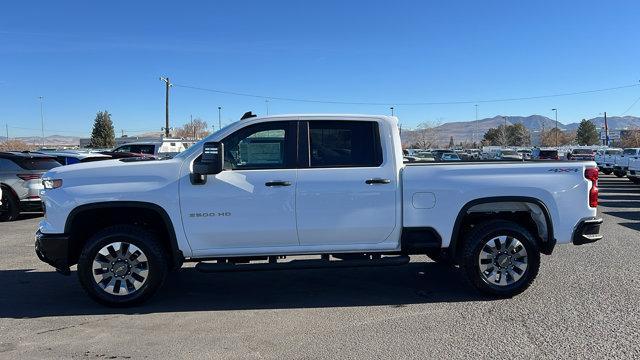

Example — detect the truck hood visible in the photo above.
[44,158,183,186]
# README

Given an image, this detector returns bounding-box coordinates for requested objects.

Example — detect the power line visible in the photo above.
[172,81,640,107]
[620,94,640,116]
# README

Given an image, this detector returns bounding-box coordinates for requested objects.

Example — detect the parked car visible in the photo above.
[111,140,187,159]
[595,148,622,175]
[531,148,559,160]
[517,149,532,160]
[613,148,640,178]
[37,150,112,165]
[36,114,602,306]
[567,148,595,161]
[415,151,436,162]
[627,158,640,184]
[98,151,156,160]
[498,149,523,160]
[0,152,61,221]
[440,152,461,161]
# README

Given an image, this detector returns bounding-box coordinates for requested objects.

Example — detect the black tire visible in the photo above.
[460,220,540,297]
[77,225,168,307]
[601,169,612,175]
[614,170,625,178]
[0,186,20,222]
[629,177,640,184]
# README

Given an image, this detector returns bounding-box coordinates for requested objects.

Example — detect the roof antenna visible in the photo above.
[240,111,257,120]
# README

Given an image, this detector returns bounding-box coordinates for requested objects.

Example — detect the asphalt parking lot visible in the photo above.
[1,174,639,359]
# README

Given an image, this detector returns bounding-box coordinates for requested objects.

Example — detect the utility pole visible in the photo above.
[265,100,270,116]
[218,106,222,131]
[38,96,45,148]
[604,111,609,146]
[474,104,478,145]
[390,107,395,116]
[552,108,558,147]
[502,116,508,146]
[5,123,8,140]
[159,77,172,137]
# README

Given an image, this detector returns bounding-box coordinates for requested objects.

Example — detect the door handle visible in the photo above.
[365,178,391,185]
[265,180,292,187]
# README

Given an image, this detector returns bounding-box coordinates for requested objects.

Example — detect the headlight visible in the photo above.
[42,179,63,189]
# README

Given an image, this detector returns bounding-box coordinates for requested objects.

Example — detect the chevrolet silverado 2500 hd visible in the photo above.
[35,115,603,306]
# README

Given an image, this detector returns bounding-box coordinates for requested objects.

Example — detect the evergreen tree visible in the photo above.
[448,136,454,148]
[575,119,600,145]
[90,111,116,148]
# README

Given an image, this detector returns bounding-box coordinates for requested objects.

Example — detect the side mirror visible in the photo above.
[192,142,224,184]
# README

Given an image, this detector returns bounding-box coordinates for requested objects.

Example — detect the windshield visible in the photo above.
[623,149,638,155]
[605,150,622,155]
[15,157,61,170]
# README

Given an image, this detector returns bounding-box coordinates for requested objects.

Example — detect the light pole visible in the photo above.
[38,96,45,148]
[551,108,558,147]
[217,106,222,131]
[390,107,395,116]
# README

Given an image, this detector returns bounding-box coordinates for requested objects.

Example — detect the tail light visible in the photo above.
[585,167,598,208]
[17,174,42,181]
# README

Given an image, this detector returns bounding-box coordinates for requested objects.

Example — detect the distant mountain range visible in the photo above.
[0,135,81,146]
[401,115,640,145]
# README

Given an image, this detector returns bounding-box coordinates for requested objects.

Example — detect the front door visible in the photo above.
[180,121,299,253]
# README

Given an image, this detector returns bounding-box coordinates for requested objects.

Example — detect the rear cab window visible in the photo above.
[308,121,383,167]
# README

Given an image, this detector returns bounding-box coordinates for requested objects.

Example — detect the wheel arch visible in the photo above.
[449,196,555,259]
[64,201,183,269]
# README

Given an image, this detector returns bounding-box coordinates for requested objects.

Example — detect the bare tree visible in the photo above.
[407,121,442,148]
[175,118,210,140]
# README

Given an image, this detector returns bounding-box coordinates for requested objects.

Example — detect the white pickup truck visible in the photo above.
[35,115,603,306]
[595,148,622,175]
[627,158,640,184]
[613,148,640,177]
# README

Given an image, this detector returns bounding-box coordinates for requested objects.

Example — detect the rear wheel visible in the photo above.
[0,187,19,222]
[460,220,540,297]
[601,169,612,175]
[77,225,168,307]
[614,170,625,178]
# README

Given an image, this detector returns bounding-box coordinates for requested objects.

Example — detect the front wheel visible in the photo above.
[460,220,540,297]
[0,188,19,222]
[614,170,625,178]
[77,225,168,307]
[601,169,612,175]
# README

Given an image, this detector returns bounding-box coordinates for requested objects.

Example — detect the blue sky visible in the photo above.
[1,0,639,138]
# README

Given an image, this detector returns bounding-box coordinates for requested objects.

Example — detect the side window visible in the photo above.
[114,145,130,153]
[222,121,293,170]
[308,121,383,167]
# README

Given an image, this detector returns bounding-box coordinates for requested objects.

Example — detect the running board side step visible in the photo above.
[195,255,410,273]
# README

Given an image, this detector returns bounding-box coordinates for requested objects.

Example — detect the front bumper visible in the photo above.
[35,230,71,275]
[573,218,603,245]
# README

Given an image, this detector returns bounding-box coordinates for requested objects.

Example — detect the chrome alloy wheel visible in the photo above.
[478,235,528,286]
[92,242,149,296]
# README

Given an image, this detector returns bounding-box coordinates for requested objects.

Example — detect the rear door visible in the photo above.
[295,120,398,246]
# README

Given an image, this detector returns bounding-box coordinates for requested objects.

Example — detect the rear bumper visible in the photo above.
[572,218,603,245]
[35,230,71,275]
